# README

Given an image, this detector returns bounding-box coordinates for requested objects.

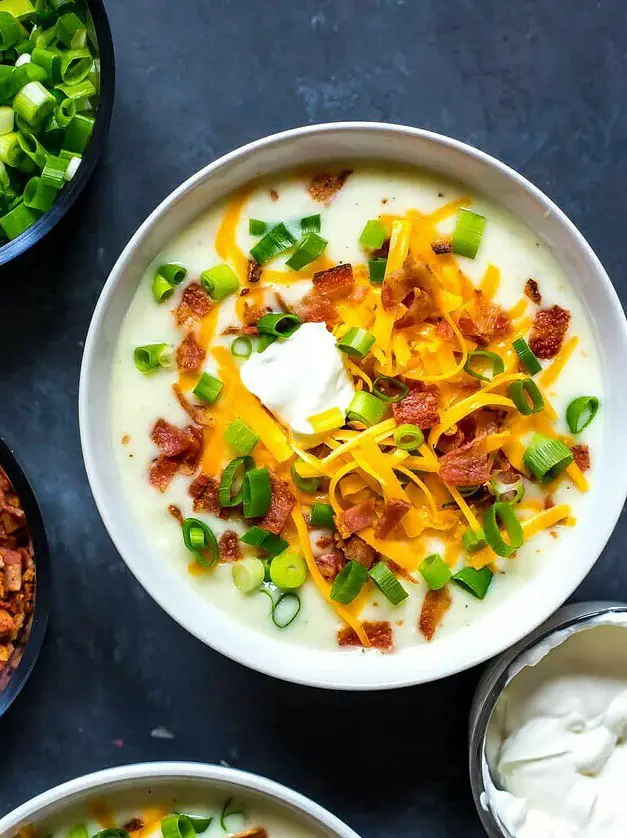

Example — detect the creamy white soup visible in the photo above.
[110,164,602,653]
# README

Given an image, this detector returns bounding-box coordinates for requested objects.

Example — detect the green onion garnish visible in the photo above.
[250,222,296,265]
[63,113,94,152]
[482,501,524,557]
[232,557,265,594]
[566,396,599,435]
[451,208,486,259]
[512,337,542,375]
[359,218,387,249]
[248,218,267,235]
[133,343,173,373]
[523,433,574,483]
[225,418,259,455]
[300,213,321,233]
[419,554,451,590]
[41,153,68,188]
[151,263,187,304]
[0,201,38,239]
[346,391,388,427]
[368,561,408,605]
[193,372,223,404]
[290,461,320,494]
[285,232,328,271]
[271,592,301,628]
[218,456,253,508]
[489,475,525,505]
[368,258,387,284]
[309,502,335,530]
[462,528,487,552]
[257,312,302,339]
[23,175,57,211]
[330,560,368,604]
[270,550,307,590]
[508,378,544,416]
[91,830,127,838]
[161,813,211,838]
[231,336,252,358]
[373,375,409,403]
[463,350,504,382]
[0,11,21,50]
[220,799,245,833]
[67,826,89,838]
[240,526,288,558]
[242,466,272,518]
[452,566,493,599]
[394,423,425,451]
[13,80,55,125]
[200,264,239,300]
[336,326,375,359]
[182,517,218,567]
[257,333,276,352]
[56,13,87,49]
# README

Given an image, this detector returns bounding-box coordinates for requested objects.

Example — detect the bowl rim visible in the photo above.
[0,760,361,837]
[79,121,627,690]
[0,435,50,717]
[0,0,115,267]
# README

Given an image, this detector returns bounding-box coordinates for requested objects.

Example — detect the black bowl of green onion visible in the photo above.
[0,0,113,264]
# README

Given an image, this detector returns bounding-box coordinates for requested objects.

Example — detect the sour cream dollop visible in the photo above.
[240,322,355,436]
[485,621,627,838]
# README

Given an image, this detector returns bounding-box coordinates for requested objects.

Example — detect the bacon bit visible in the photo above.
[392,381,440,429]
[121,434,130,445]
[338,620,393,651]
[149,455,180,493]
[438,438,489,487]
[528,305,571,359]
[189,474,222,516]
[572,444,590,472]
[270,189,279,202]
[123,819,145,833]
[419,588,452,641]
[312,263,354,300]
[375,499,410,539]
[308,169,352,204]
[248,259,262,284]
[315,535,334,549]
[431,239,452,254]
[544,495,555,510]
[314,549,345,581]
[338,534,377,569]
[436,319,455,344]
[386,559,417,584]
[382,256,434,310]
[176,332,206,371]
[243,302,271,325]
[168,504,184,524]
[395,288,434,329]
[259,475,296,534]
[174,282,213,327]
[240,288,250,296]
[222,324,259,336]
[336,500,375,538]
[294,290,338,326]
[218,530,242,562]
[372,239,390,260]
[232,829,268,838]
[525,278,542,305]
[458,293,512,345]
[0,609,14,637]
[347,285,369,305]
[180,425,204,474]
[173,384,214,427]
[151,419,195,458]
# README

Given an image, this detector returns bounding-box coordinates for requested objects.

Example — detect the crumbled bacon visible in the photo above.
[173,282,213,327]
[312,264,354,300]
[149,419,204,489]
[525,278,542,305]
[151,419,195,458]
[436,319,455,343]
[438,438,490,487]
[173,384,214,427]
[179,425,204,474]
[218,530,242,562]
[572,444,590,472]
[176,332,205,371]
[431,239,453,254]
[259,475,295,534]
[528,305,571,359]
[338,535,376,569]
[189,474,222,516]
[308,169,352,204]
[168,504,184,524]
[294,290,338,326]
[338,621,393,651]
[395,287,434,329]
[243,302,271,325]
[381,257,434,310]
[248,260,262,283]
[232,829,268,838]
[149,455,179,493]
[123,819,145,833]
[375,499,410,539]
[392,381,440,429]
[336,500,375,538]
[270,189,279,202]
[0,609,14,637]
[458,294,512,345]
[347,285,369,305]
[419,587,452,641]
[314,549,345,581]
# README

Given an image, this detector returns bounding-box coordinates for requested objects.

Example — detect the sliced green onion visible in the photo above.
[452,566,493,599]
[508,378,544,415]
[225,418,259,455]
[300,213,321,233]
[512,337,542,375]
[91,831,128,838]
[257,312,301,338]
[464,350,504,382]
[41,152,68,187]
[462,527,487,552]
[151,263,187,303]
[394,423,425,451]
[368,257,387,284]
[0,131,24,166]
[290,461,320,494]
[369,561,408,604]
[23,175,57,211]
[155,263,186,285]
[231,336,252,358]
[200,264,239,300]
[309,502,335,530]
[566,396,599,435]
[257,333,276,352]
[232,557,265,594]
[160,814,197,838]
[31,46,61,83]
[11,62,47,94]
[451,208,486,259]
[330,560,368,604]
[373,375,408,403]
[67,826,89,838]
[218,456,253,507]
[523,433,574,483]
[270,550,307,589]
[248,217,267,235]
[0,105,13,134]
[336,326,375,359]
[63,112,93,152]
[56,12,85,48]
[482,501,524,557]
[13,79,55,125]
[220,798,244,832]
[285,232,328,270]
[0,11,22,50]
[0,200,38,239]
[240,526,288,558]
[193,373,223,404]
[181,517,218,568]
[58,48,92,84]
[359,218,387,249]
[346,391,388,426]
[0,1,35,23]
[250,221,296,264]
[133,343,173,373]
[271,592,301,628]
[419,553,451,590]
[489,475,524,505]
[242,466,272,517]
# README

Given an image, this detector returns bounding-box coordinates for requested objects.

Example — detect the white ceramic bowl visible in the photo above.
[79,122,627,690]
[0,761,360,837]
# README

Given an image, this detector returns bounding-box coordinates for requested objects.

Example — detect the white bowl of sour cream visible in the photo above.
[79,123,627,689]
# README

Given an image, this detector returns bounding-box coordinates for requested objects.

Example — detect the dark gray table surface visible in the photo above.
[1,1,626,835]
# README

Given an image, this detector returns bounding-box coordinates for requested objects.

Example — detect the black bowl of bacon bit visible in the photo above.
[0,437,50,717]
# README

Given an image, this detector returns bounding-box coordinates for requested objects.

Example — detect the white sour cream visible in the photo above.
[240,322,355,435]
[485,620,627,838]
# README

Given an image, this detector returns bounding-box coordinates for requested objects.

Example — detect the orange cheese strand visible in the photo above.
[540,336,578,388]
[136,808,170,838]
[215,186,252,281]
[480,264,500,299]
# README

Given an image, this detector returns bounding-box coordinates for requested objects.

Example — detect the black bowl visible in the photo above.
[0,436,51,718]
[0,0,115,266]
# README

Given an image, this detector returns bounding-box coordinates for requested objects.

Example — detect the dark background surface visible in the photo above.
[0,1,625,836]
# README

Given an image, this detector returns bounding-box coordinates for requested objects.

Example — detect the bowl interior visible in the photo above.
[80,123,627,689]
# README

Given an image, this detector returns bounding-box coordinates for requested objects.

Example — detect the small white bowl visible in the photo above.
[0,761,360,837]
[79,122,627,690]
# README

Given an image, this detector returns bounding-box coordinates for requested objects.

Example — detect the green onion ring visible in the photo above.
[160,815,197,838]
[336,326,376,359]
[219,456,254,508]
[330,560,368,604]
[240,526,288,558]
[373,375,409,403]
[346,391,388,427]
[566,396,599,435]
[451,208,486,259]
[309,502,335,530]
[462,527,487,553]
[193,372,223,405]
[394,423,425,451]
[256,312,302,339]
[231,336,253,358]
[489,475,525,505]
[133,343,173,373]
[220,797,245,831]
[482,501,524,557]
[368,561,408,604]
[512,337,542,375]
[451,566,493,599]
[523,433,574,483]
[290,461,320,494]
[463,350,505,382]
[242,467,272,518]
[419,554,451,590]
[508,378,544,415]
[181,518,218,567]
